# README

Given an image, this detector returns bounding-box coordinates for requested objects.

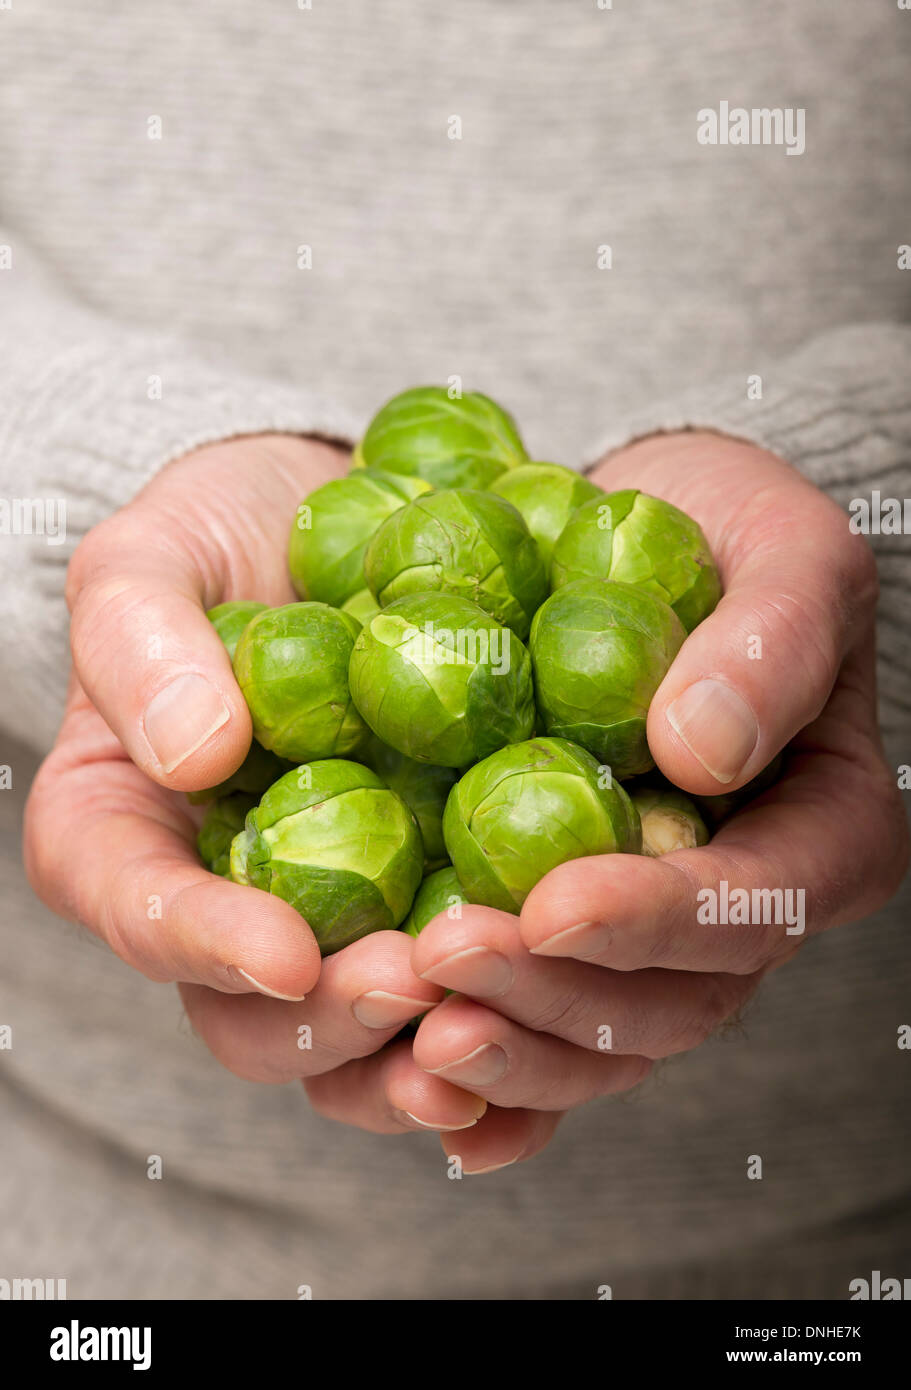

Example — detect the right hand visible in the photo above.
[23,432,482,1127]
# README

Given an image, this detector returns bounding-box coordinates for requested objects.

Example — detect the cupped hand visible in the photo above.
[307,430,909,1172]
[24,433,467,1103]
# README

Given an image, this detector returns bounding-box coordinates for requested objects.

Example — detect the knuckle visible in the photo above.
[729,931,776,976]
[98,860,174,982]
[598,1052,653,1095]
[195,1010,296,1085]
[641,915,680,967]
[624,1054,655,1092]
[65,513,134,610]
[765,589,841,709]
[303,1074,374,1128]
[523,1072,574,1110]
[301,1077,336,1120]
[839,529,879,612]
[70,572,141,646]
[861,782,911,912]
[657,1011,714,1056]
[65,531,103,611]
[100,904,172,983]
[22,773,60,907]
[526,983,591,1037]
[702,973,749,1028]
[678,975,749,1047]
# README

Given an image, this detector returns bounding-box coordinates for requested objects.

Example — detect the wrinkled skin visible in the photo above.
[23,429,910,1175]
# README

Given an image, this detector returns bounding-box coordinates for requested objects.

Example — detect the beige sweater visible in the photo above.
[0,0,909,1298]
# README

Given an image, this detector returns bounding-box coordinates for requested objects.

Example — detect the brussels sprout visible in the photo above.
[630,786,709,857]
[348,592,535,767]
[233,603,367,762]
[364,489,548,639]
[206,600,268,660]
[401,865,468,937]
[341,588,381,626]
[443,737,641,913]
[489,463,602,572]
[197,792,258,877]
[288,469,432,607]
[230,760,423,954]
[550,490,721,633]
[353,386,528,488]
[187,600,286,804]
[694,752,784,828]
[530,580,685,780]
[361,734,457,871]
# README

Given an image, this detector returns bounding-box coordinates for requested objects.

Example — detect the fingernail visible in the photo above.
[666,678,758,785]
[530,921,613,958]
[419,947,514,997]
[352,991,434,1029]
[228,966,308,1002]
[427,1043,508,1086]
[396,1098,487,1131]
[143,673,231,774]
[464,1155,521,1175]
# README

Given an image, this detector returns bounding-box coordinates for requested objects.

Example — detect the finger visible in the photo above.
[647,462,878,794]
[412,907,757,1056]
[178,930,444,1083]
[24,700,321,996]
[66,506,255,791]
[303,1039,488,1134]
[521,660,908,973]
[413,995,653,1107]
[439,1105,564,1175]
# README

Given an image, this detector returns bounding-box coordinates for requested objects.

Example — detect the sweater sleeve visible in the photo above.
[583,323,911,747]
[0,229,360,753]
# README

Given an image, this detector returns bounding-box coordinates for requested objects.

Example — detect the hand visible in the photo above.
[23,433,466,1106]
[305,430,909,1172]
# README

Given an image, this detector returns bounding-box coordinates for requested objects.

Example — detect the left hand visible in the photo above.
[305,430,909,1172]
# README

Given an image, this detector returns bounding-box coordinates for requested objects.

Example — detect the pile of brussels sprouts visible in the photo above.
[194,385,760,955]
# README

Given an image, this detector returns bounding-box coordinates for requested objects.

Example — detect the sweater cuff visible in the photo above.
[2,331,359,521]
[582,323,911,507]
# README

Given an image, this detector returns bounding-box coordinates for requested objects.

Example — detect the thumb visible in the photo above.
[66,506,253,791]
[647,489,878,793]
